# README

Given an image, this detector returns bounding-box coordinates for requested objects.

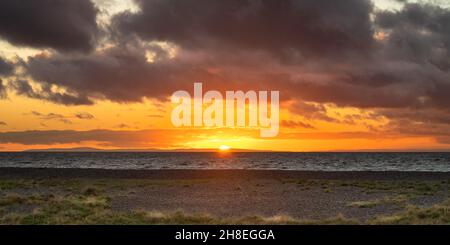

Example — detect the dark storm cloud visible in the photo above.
[287,79,422,109]
[275,2,450,112]
[18,0,378,104]
[112,0,375,60]
[373,3,450,109]
[0,0,99,52]
[23,44,275,103]
[0,57,14,76]
[23,0,450,110]
[24,47,210,103]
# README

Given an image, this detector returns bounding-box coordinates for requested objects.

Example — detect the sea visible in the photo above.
[0,152,449,171]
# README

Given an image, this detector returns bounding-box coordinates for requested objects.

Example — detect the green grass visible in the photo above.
[1,192,450,225]
[0,198,359,225]
[283,179,449,196]
[0,193,25,206]
[371,200,450,224]
[0,180,29,190]
[347,195,408,208]
[0,190,359,225]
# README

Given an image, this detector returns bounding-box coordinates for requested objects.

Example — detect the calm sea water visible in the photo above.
[0,152,449,171]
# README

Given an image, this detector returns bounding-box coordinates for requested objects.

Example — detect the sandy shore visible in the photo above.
[1,167,450,224]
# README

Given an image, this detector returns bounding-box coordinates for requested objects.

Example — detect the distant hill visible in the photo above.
[24,147,111,152]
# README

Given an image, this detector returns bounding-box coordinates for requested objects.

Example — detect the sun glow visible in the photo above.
[219,145,231,151]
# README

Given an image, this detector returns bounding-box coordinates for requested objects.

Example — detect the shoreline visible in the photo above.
[1,167,450,180]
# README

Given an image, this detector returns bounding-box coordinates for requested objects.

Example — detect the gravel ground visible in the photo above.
[1,168,449,221]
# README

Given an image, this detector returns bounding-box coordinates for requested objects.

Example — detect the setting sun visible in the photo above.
[219,145,231,151]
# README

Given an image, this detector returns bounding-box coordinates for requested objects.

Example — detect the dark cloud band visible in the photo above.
[0,0,99,52]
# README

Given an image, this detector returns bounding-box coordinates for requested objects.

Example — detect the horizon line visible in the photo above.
[0,147,448,153]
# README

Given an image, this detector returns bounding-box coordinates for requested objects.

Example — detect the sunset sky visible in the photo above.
[1,0,450,151]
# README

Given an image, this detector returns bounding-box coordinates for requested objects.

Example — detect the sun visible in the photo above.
[219,145,231,151]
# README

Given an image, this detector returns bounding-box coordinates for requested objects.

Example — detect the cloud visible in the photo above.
[0,57,13,99]
[147,114,163,118]
[0,121,6,126]
[10,80,94,105]
[32,111,65,120]
[112,0,375,60]
[0,128,405,148]
[372,3,450,110]
[23,44,261,103]
[75,112,95,120]
[22,0,450,110]
[28,111,95,124]
[0,129,191,148]
[0,79,6,99]
[0,57,14,76]
[0,0,99,52]
[29,111,72,124]
[287,100,339,123]
[14,0,376,105]
[23,46,177,103]
[281,120,315,129]
[115,123,132,129]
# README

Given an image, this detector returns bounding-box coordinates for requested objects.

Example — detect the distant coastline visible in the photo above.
[22,147,271,153]
[19,147,450,153]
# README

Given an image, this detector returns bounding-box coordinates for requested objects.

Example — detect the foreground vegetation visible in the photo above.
[0,178,449,224]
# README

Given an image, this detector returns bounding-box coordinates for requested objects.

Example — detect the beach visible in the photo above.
[1,168,450,224]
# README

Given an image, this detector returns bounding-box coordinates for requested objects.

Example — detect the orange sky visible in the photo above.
[0,92,446,151]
